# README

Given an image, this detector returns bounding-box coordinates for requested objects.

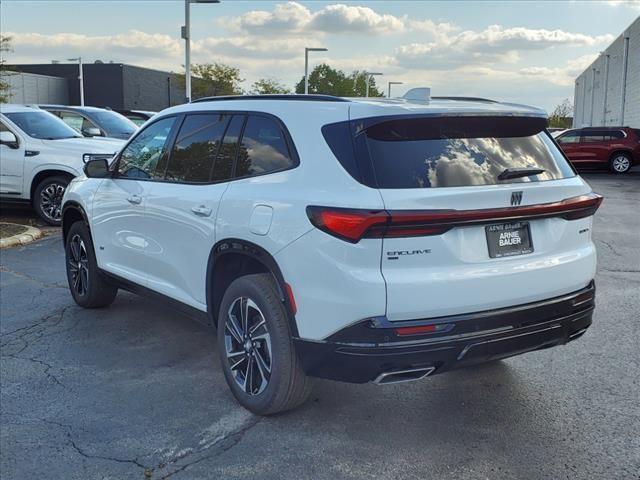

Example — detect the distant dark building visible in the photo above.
[5,63,185,111]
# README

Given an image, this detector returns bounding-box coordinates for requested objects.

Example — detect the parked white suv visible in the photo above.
[61,94,602,415]
[1,105,124,224]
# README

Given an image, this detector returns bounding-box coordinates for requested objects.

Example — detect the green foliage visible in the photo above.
[294,64,384,97]
[549,99,573,128]
[176,62,244,99]
[251,78,290,95]
[0,35,12,103]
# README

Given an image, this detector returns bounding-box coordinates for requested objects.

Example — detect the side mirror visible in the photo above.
[82,127,102,137]
[0,131,19,149]
[84,158,110,178]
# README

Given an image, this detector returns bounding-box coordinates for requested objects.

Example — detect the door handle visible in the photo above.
[127,194,142,205]
[191,205,212,217]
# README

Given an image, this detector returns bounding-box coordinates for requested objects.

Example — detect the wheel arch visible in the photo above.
[30,169,75,200]
[608,149,633,162]
[61,201,90,243]
[207,238,299,336]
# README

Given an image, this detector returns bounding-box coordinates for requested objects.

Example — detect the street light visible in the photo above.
[52,57,84,105]
[183,0,220,103]
[387,81,403,98]
[304,47,328,94]
[364,72,382,98]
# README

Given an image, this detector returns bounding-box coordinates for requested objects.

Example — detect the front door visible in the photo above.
[556,130,583,163]
[92,116,177,286]
[0,120,25,196]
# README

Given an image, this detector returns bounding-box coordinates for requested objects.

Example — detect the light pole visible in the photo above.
[364,72,382,98]
[183,0,220,103]
[52,57,84,105]
[387,81,403,98]
[304,47,328,94]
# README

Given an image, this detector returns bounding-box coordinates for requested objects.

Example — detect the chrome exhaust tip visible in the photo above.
[372,366,436,385]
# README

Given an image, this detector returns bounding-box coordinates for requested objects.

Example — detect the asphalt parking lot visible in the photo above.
[1,172,639,480]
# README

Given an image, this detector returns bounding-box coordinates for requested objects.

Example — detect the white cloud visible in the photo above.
[226,1,446,36]
[602,0,640,11]
[308,4,405,34]
[394,25,613,69]
[519,54,599,86]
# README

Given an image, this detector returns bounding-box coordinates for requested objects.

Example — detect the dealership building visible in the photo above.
[2,62,185,111]
[573,17,639,128]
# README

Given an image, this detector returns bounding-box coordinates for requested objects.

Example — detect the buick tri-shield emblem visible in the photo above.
[511,191,523,206]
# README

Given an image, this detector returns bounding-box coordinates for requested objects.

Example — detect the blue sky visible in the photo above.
[1,1,638,111]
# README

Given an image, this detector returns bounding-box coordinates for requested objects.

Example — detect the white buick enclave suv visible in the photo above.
[61,93,602,415]
[1,105,124,224]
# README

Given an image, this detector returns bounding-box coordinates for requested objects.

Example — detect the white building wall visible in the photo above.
[1,71,69,105]
[573,16,639,128]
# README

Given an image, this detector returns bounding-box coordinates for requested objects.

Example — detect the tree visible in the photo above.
[176,62,244,99]
[251,78,290,95]
[294,64,384,97]
[549,99,573,128]
[350,70,384,98]
[0,35,12,103]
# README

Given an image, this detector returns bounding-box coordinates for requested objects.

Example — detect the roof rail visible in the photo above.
[191,94,350,104]
[431,96,497,103]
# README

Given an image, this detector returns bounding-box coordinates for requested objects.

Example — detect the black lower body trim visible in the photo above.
[99,269,211,326]
[294,282,595,383]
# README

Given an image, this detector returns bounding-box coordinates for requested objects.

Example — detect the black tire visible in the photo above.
[33,175,70,226]
[64,221,118,308]
[217,273,312,415]
[609,153,632,174]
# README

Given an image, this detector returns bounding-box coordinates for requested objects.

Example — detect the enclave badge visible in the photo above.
[511,191,523,206]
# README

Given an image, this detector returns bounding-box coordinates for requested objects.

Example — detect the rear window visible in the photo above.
[326,116,575,189]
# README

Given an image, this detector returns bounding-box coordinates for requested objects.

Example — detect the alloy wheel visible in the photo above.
[612,155,630,173]
[224,297,272,396]
[40,183,66,222]
[68,234,89,297]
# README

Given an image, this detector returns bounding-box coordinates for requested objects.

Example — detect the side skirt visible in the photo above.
[99,269,211,326]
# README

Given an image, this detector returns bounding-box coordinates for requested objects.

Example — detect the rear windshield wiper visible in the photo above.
[498,167,546,180]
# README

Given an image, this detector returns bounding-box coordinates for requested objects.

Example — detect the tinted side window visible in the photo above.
[212,115,244,182]
[607,130,625,139]
[59,111,96,134]
[117,117,175,179]
[235,115,294,178]
[165,114,229,183]
[582,130,607,142]
[557,131,581,144]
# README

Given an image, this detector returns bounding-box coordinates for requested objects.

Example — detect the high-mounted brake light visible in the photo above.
[307,193,603,243]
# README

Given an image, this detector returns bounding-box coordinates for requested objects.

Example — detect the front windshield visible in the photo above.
[4,111,81,140]
[91,110,137,134]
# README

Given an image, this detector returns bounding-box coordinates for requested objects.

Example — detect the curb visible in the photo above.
[0,224,44,249]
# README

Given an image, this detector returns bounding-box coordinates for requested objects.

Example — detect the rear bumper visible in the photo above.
[294,281,595,383]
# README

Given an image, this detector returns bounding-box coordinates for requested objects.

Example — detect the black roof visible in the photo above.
[431,96,497,103]
[191,94,350,104]
[580,126,630,130]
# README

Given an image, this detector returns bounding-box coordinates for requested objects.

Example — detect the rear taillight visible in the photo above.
[305,207,388,243]
[307,192,603,243]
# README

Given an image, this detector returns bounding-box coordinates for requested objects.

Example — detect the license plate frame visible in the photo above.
[485,221,534,259]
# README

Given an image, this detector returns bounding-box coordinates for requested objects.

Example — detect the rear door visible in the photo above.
[143,112,243,309]
[358,115,596,321]
[580,130,609,163]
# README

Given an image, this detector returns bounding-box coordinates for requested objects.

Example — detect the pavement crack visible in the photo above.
[595,239,622,257]
[0,265,67,290]
[152,416,263,479]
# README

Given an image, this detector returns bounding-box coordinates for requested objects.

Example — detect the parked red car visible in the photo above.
[555,127,640,173]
